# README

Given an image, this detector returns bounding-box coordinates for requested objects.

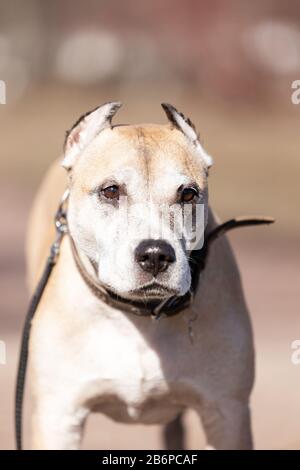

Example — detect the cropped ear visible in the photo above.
[62,101,122,170]
[161,103,213,168]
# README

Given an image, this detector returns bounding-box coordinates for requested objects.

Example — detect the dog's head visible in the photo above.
[62,102,213,300]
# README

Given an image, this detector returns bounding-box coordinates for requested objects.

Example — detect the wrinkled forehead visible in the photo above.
[73,124,206,196]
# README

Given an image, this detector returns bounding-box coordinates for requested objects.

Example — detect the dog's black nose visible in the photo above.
[135,239,176,277]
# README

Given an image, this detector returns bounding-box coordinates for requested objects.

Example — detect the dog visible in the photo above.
[26,102,254,450]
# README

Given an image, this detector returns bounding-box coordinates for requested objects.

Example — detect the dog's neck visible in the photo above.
[67,230,205,320]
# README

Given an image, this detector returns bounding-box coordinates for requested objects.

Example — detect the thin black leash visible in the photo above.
[15,190,69,451]
[15,188,274,450]
[15,255,56,451]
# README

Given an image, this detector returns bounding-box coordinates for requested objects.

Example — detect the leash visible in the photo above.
[15,190,69,451]
[15,188,274,449]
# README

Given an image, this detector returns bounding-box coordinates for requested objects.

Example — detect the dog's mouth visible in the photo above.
[129,281,178,300]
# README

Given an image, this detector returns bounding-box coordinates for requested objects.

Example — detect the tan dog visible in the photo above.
[26,103,254,450]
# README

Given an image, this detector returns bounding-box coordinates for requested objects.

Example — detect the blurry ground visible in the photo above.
[0,86,299,449]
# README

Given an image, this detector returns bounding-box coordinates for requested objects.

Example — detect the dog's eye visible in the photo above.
[181,187,199,203]
[101,185,120,200]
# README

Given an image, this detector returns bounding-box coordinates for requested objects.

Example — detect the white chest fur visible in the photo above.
[71,308,196,424]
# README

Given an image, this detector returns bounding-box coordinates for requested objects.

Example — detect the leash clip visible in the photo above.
[50,189,69,262]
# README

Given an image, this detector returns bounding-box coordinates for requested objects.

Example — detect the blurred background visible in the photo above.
[0,0,299,449]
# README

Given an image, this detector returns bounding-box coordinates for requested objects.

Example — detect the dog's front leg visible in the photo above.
[31,396,89,450]
[197,398,253,450]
